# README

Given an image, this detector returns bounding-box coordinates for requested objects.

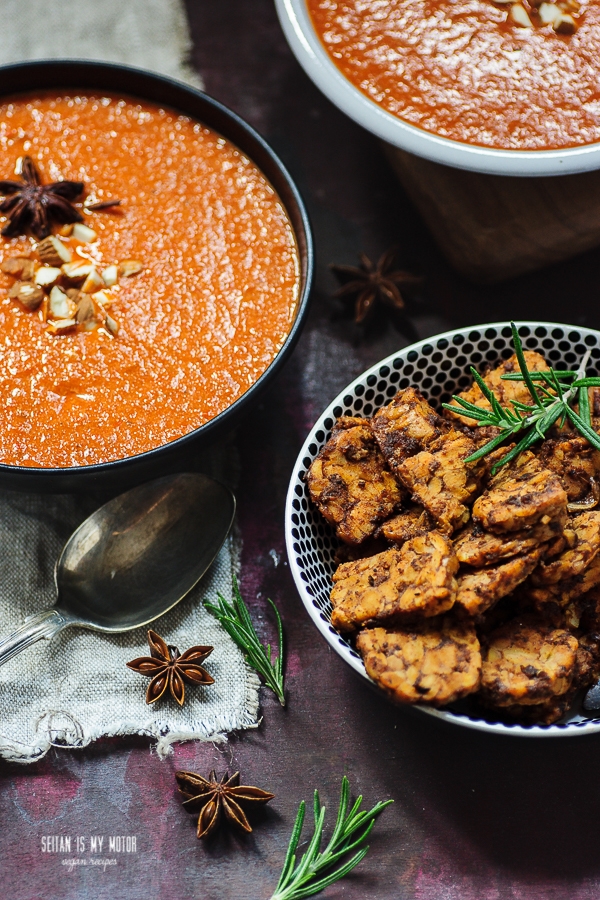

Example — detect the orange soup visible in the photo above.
[0,93,299,467]
[307,0,600,150]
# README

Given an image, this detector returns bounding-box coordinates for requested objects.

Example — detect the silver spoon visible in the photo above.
[0,473,235,668]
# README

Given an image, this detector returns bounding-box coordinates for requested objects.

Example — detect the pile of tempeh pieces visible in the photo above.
[307,351,600,724]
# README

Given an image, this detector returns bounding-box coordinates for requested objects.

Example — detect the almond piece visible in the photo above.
[510,3,533,24]
[38,297,49,323]
[9,281,45,310]
[81,268,105,294]
[34,266,62,288]
[58,224,74,237]
[46,318,77,334]
[37,235,72,266]
[118,260,143,277]
[105,314,119,336]
[1,256,33,278]
[49,285,77,320]
[66,288,81,302]
[554,11,576,31]
[539,2,562,23]
[76,295,97,323]
[91,290,112,307]
[72,223,98,243]
[102,264,118,287]
[62,261,93,281]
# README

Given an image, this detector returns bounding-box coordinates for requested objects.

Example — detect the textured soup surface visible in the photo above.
[307,0,600,149]
[0,94,299,467]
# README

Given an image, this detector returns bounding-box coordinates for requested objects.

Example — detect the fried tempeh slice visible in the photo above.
[491,695,573,725]
[479,616,578,707]
[528,550,600,609]
[537,437,599,503]
[489,634,600,724]
[356,619,481,706]
[456,546,545,617]
[531,511,600,586]
[454,511,568,567]
[447,351,549,427]
[378,506,434,546]
[371,387,449,476]
[397,430,484,534]
[307,417,402,544]
[330,531,458,632]
[472,451,567,534]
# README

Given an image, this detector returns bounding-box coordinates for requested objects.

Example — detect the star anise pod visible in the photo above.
[0,156,84,240]
[126,629,214,706]
[175,769,275,839]
[331,247,422,326]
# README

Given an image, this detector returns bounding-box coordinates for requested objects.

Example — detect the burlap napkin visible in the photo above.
[0,1,260,763]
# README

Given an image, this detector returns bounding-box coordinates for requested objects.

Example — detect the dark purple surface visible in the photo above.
[2,3,600,898]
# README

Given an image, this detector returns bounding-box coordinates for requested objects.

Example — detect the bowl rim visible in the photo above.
[275,0,600,178]
[0,59,313,482]
[285,320,600,737]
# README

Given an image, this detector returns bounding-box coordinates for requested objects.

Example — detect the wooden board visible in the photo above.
[385,145,600,283]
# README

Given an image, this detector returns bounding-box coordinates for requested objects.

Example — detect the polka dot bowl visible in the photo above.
[285,322,600,737]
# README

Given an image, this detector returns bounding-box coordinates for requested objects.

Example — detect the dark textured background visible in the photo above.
[2,2,600,897]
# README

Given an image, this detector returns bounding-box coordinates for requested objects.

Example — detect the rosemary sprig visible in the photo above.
[204,576,285,706]
[269,776,392,900]
[442,322,600,475]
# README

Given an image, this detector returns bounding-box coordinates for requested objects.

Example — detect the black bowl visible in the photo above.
[0,60,313,492]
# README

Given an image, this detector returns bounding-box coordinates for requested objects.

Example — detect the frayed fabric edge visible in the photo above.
[0,668,261,764]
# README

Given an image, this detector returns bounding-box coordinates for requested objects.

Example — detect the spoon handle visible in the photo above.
[0,610,67,669]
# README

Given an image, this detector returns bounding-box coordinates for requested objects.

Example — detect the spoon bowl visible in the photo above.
[0,473,235,666]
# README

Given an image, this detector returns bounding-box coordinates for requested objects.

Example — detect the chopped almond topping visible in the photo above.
[510,4,533,25]
[61,261,93,281]
[1,256,34,279]
[76,295,97,323]
[102,264,118,286]
[539,1,561,22]
[38,296,48,323]
[81,267,105,293]
[46,318,77,334]
[91,290,112,307]
[498,0,579,31]
[555,11,576,31]
[34,266,62,288]
[48,285,78,320]
[37,235,72,266]
[10,281,45,310]
[105,313,119,336]
[118,260,143,277]
[2,224,141,337]
[71,223,97,243]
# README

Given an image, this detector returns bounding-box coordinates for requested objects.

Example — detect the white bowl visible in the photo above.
[275,0,600,177]
[285,321,600,736]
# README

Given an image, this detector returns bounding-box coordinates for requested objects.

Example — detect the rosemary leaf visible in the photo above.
[270,776,392,900]
[579,384,592,427]
[501,370,578,381]
[464,423,522,464]
[489,402,565,474]
[511,322,544,409]
[469,366,506,420]
[204,576,285,705]
[567,408,600,452]
[572,378,600,388]
[446,323,600,473]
